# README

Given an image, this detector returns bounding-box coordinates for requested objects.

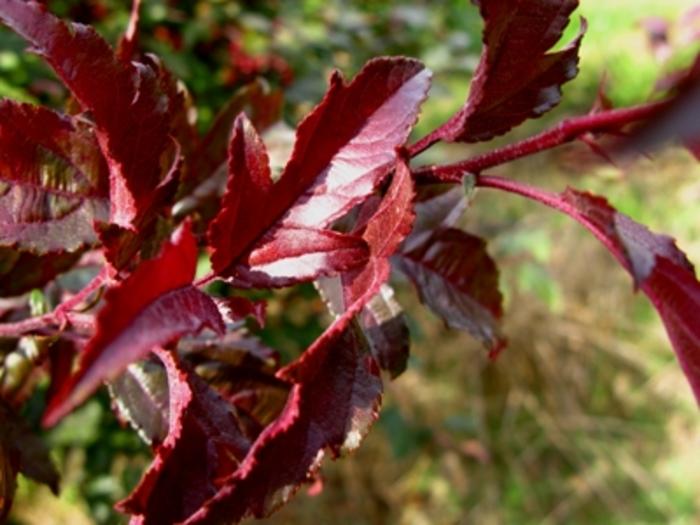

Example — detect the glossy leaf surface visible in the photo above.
[208,58,430,285]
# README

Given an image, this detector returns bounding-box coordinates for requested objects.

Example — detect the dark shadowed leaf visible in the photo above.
[395,228,505,355]
[0,101,109,254]
[117,348,252,525]
[208,58,430,286]
[359,285,410,379]
[180,331,288,432]
[0,401,59,522]
[627,55,700,157]
[431,0,584,143]
[481,176,700,401]
[318,156,416,376]
[404,184,469,252]
[0,248,81,298]
[177,158,414,522]
[109,359,170,446]
[43,221,224,426]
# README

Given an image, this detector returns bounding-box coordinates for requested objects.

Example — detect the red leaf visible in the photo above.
[0,0,177,228]
[178,80,283,201]
[208,114,369,287]
[0,101,109,254]
[432,0,584,143]
[117,348,252,525]
[404,184,469,251]
[395,228,505,355]
[43,221,224,426]
[208,58,430,285]
[174,160,414,523]
[480,175,700,402]
[217,296,267,328]
[181,320,381,524]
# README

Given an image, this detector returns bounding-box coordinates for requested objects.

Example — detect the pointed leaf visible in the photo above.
[179,157,414,521]
[208,114,369,287]
[179,80,283,200]
[208,58,430,285]
[117,348,252,525]
[435,0,584,143]
[0,101,109,254]
[395,227,505,355]
[43,221,225,426]
[341,155,417,308]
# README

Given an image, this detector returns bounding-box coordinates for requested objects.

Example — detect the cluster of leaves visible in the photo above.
[0,0,698,523]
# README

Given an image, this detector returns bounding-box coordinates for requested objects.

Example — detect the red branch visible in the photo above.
[0,269,108,338]
[413,101,665,181]
[475,174,621,258]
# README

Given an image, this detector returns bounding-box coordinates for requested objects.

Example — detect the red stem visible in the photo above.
[475,174,621,259]
[413,101,665,181]
[0,268,109,338]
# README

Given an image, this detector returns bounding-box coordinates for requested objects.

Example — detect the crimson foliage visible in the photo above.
[0,1,698,523]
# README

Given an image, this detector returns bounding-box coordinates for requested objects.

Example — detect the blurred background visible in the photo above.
[2,0,700,523]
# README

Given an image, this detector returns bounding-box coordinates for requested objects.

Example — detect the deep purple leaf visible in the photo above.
[172,159,414,523]
[0,101,109,254]
[432,0,584,143]
[43,221,224,426]
[116,348,252,525]
[395,227,505,356]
